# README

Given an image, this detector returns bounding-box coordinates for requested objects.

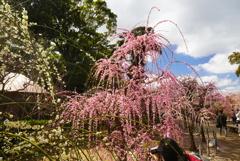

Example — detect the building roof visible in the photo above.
[0,73,47,93]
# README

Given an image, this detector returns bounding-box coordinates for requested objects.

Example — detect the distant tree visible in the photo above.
[229,51,240,76]
[178,76,223,151]
[5,0,117,93]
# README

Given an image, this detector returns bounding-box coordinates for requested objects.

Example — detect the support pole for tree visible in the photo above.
[206,128,210,156]
[213,131,218,155]
[206,139,210,157]
[199,144,202,156]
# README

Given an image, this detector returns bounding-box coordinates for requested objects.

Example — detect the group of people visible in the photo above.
[150,138,208,161]
[217,108,240,136]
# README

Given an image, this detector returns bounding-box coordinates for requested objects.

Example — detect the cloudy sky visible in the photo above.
[105,0,240,95]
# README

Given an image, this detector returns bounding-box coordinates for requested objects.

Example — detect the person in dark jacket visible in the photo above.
[217,109,227,136]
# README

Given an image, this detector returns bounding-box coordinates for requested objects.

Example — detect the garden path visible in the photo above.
[184,123,240,161]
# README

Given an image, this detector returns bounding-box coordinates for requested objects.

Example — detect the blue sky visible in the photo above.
[105,0,240,95]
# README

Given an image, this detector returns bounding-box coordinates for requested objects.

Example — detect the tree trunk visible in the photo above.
[188,123,197,151]
[115,116,128,161]
[200,125,206,143]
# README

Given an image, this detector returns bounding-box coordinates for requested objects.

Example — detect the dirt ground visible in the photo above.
[183,122,240,161]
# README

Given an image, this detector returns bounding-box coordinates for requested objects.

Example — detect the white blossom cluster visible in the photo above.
[1,113,120,160]
[0,0,64,101]
[0,111,96,160]
[1,118,78,160]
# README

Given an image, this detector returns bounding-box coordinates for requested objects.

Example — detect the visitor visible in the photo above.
[230,109,237,125]
[150,138,209,161]
[236,110,240,136]
[216,109,227,136]
[236,109,240,123]
[235,108,239,115]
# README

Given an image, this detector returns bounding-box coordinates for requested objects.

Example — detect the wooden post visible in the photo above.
[213,131,218,155]
[199,144,202,156]
[205,128,210,156]
[206,139,210,156]
[206,128,209,140]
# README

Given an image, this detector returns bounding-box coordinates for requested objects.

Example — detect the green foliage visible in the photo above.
[117,26,153,47]
[228,51,240,76]
[6,0,117,93]
[22,120,48,125]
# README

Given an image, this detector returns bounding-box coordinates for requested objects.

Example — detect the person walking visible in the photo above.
[217,109,227,137]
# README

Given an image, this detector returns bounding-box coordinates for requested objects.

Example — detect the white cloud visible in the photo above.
[219,86,240,95]
[196,75,240,95]
[199,75,239,88]
[106,0,240,59]
[197,54,238,74]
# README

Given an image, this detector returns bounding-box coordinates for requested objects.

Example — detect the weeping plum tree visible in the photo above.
[178,76,225,150]
[59,8,224,160]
